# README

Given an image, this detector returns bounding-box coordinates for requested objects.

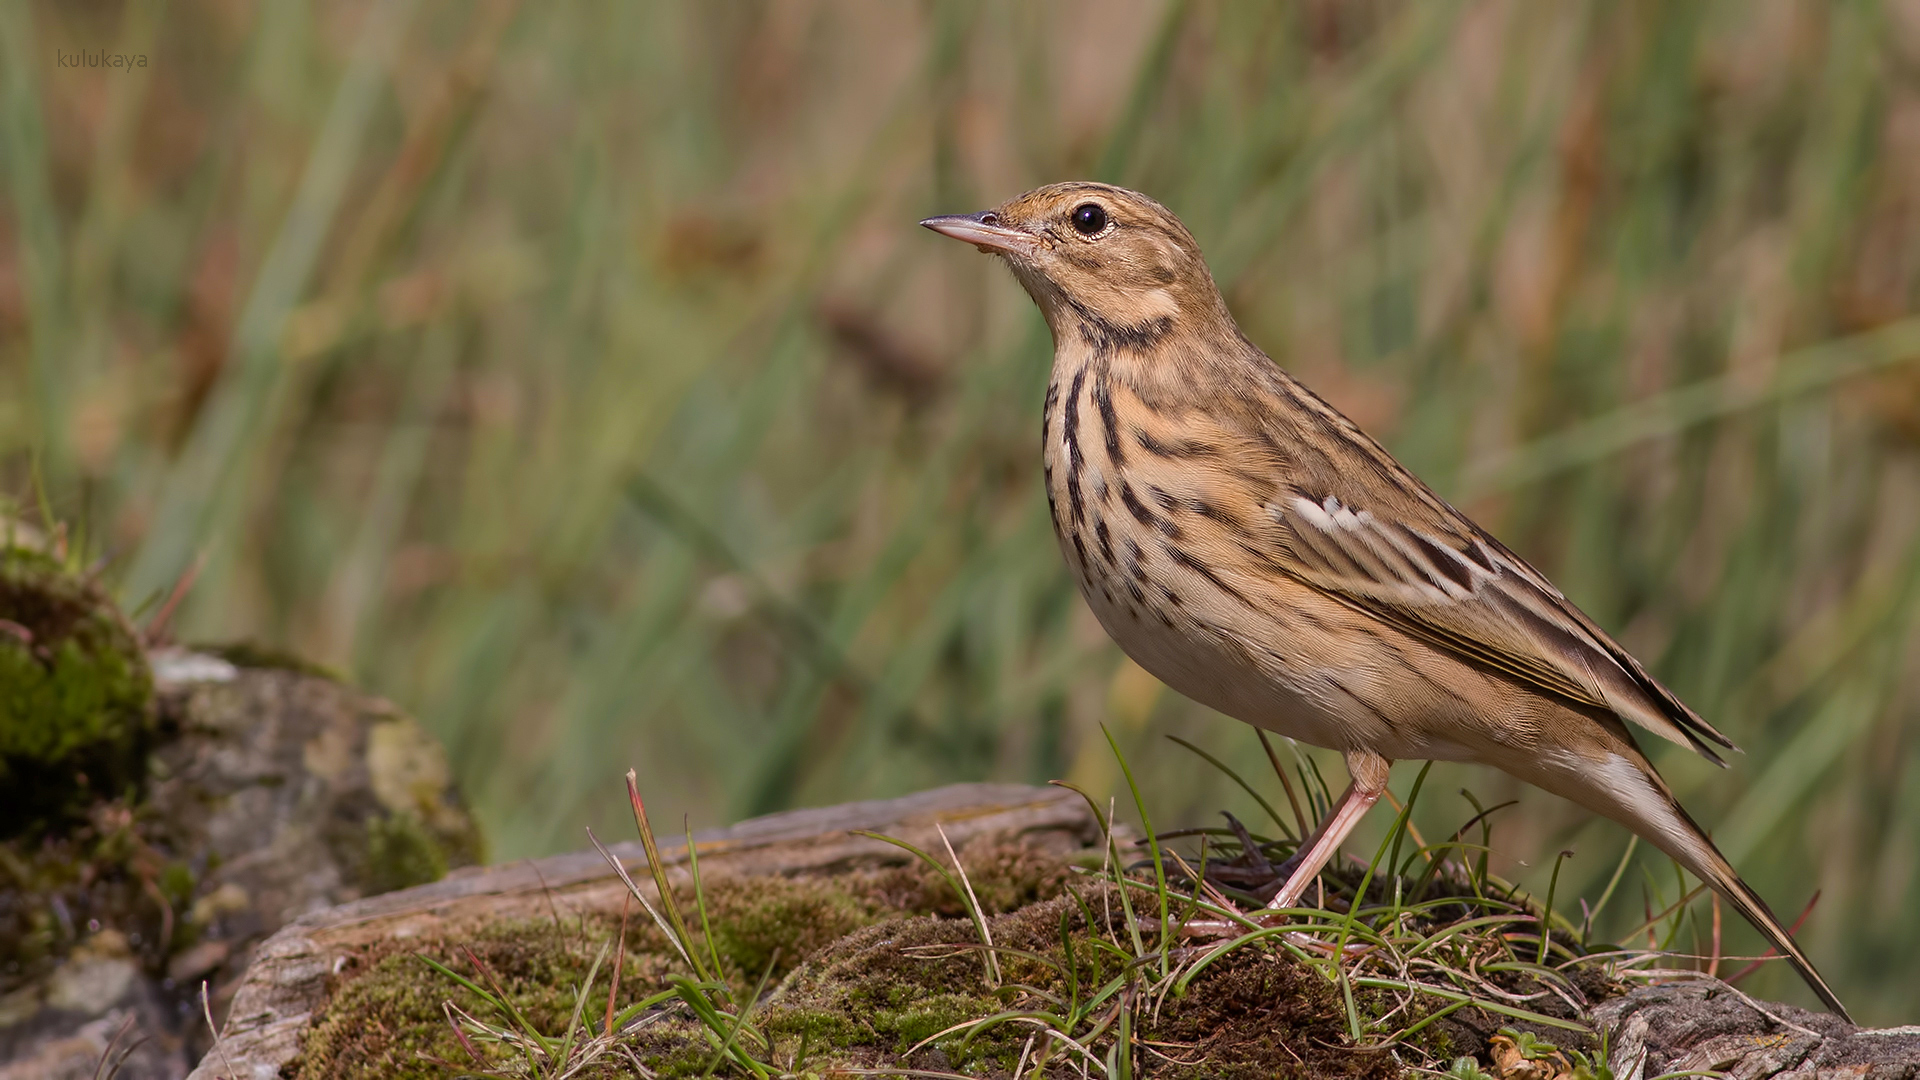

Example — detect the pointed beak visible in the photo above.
[919,212,1040,255]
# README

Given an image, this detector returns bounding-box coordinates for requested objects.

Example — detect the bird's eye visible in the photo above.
[1070,203,1108,236]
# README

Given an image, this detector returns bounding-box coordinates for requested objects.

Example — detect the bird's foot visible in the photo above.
[1157,812,1328,940]
[1156,811,1303,906]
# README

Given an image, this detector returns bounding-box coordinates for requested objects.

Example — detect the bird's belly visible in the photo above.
[1062,529,1498,764]
[1069,557,1360,752]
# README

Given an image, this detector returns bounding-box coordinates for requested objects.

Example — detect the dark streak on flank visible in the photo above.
[1063,368,1087,525]
[1289,601,1327,634]
[1189,498,1246,532]
[1071,532,1089,569]
[1042,382,1058,445]
[1135,429,1218,459]
[1166,544,1255,609]
[1095,519,1115,566]
[1159,584,1182,606]
[1148,485,1178,511]
[1119,483,1158,528]
[1093,380,1124,466]
[1126,578,1147,605]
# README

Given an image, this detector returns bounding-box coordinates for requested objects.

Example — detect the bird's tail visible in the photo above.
[1658,798,1853,1023]
[1549,744,1853,1022]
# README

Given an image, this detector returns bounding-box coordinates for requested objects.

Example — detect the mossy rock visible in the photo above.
[0,546,154,837]
[284,847,1487,1079]
[288,846,1072,1079]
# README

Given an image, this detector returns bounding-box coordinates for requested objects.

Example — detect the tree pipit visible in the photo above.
[922,182,1851,1020]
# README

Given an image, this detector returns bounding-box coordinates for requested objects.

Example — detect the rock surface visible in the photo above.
[1597,980,1920,1080]
[0,652,481,1080]
[146,650,484,978]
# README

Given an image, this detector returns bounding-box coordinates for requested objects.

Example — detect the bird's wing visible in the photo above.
[1244,383,1736,764]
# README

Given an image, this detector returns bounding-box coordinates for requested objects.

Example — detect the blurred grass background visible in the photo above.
[3,0,1919,1020]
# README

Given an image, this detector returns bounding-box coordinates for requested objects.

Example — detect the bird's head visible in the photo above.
[921,182,1231,352]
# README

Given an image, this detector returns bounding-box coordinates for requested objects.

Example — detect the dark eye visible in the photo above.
[1070,203,1108,236]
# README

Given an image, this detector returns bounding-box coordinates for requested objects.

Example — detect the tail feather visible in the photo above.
[1562,745,1853,1022]
[1664,801,1854,1024]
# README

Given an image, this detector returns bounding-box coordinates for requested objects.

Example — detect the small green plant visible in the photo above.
[1565,1046,1614,1080]
[1445,1056,1497,1080]
[1500,1026,1560,1060]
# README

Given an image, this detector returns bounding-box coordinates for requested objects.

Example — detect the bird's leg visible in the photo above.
[1265,750,1392,911]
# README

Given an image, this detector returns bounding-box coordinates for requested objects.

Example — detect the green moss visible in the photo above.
[0,546,154,837]
[292,846,1072,1079]
[364,812,451,895]
[297,919,628,1080]
[0,546,179,994]
[758,899,1080,1073]
[695,875,886,981]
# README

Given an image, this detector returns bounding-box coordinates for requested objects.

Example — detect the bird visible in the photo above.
[920,181,1851,1021]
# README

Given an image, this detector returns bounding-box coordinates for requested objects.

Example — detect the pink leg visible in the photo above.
[1265,750,1392,911]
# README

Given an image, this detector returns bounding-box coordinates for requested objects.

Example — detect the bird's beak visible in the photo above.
[919,212,1040,255]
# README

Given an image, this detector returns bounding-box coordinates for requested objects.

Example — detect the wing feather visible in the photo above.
[1119,361,1734,763]
[1271,491,1735,764]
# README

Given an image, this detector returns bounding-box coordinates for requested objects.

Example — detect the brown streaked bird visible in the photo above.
[921,182,1851,1021]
